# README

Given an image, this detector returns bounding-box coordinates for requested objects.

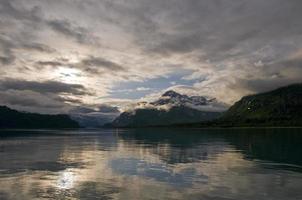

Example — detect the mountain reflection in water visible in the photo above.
[0,128,301,200]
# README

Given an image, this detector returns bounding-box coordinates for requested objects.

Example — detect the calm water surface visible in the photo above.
[0,128,302,200]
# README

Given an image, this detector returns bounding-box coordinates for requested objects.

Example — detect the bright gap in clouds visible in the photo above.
[55,67,83,84]
[107,71,198,100]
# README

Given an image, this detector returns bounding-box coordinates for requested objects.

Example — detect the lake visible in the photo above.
[0,128,302,200]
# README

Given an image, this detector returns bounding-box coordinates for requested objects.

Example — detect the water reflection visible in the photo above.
[0,128,301,200]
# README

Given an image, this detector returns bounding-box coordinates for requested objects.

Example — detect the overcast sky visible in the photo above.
[1,0,302,114]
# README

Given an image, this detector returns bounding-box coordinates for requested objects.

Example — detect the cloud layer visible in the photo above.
[1,0,302,113]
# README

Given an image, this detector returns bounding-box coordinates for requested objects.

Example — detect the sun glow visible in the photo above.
[56,67,83,83]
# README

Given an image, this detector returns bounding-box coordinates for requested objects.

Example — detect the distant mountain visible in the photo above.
[0,106,79,129]
[69,106,120,128]
[219,83,302,126]
[111,106,222,127]
[110,90,226,127]
[70,111,119,128]
[151,90,216,107]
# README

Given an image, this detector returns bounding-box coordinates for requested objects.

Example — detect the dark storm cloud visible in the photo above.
[0,79,92,96]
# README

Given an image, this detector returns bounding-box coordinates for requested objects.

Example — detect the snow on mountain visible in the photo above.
[111,90,227,127]
[149,90,228,112]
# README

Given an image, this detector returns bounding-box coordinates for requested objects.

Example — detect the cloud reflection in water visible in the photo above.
[0,129,301,200]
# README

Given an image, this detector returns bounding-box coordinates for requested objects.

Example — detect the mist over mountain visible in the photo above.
[69,105,120,128]
[1,84,301,128]
[110,90,226,127]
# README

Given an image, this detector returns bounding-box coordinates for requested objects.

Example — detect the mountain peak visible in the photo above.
[150,90,227,112]
[110,90,227,127]
[162,90,183,98]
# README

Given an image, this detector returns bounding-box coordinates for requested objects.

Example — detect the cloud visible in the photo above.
[79,56,126,72]
[235,57,302,94]
[130,0,302,60]
[21,43,55,53]
[0,79,92,96]
[136,87,151,91]
[47,19,99,45]
[0,0,41,22]
[1,0,302,113]
[0,78,94,113]
[34,56,126,74]
[0,91,61,108]
[0,90,71,114]
[0,54,15,65]
[35,61,63,67]
[0,36,16,65]
[54,96,84,105]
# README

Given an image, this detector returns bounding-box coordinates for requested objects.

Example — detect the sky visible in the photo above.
[1,0,302,114]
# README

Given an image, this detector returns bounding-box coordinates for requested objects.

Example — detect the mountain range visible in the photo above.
[175,83,302,127]
[110,90,227,127]
[1,83,301,128]
[111,84,302,127]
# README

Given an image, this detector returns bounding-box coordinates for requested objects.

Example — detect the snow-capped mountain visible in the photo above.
[110,90,228,127]
[150,90,227,112]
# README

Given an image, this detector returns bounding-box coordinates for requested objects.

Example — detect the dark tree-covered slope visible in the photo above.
[111,106,222,127]
[0,106,79,128]
[218,83,302,126]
